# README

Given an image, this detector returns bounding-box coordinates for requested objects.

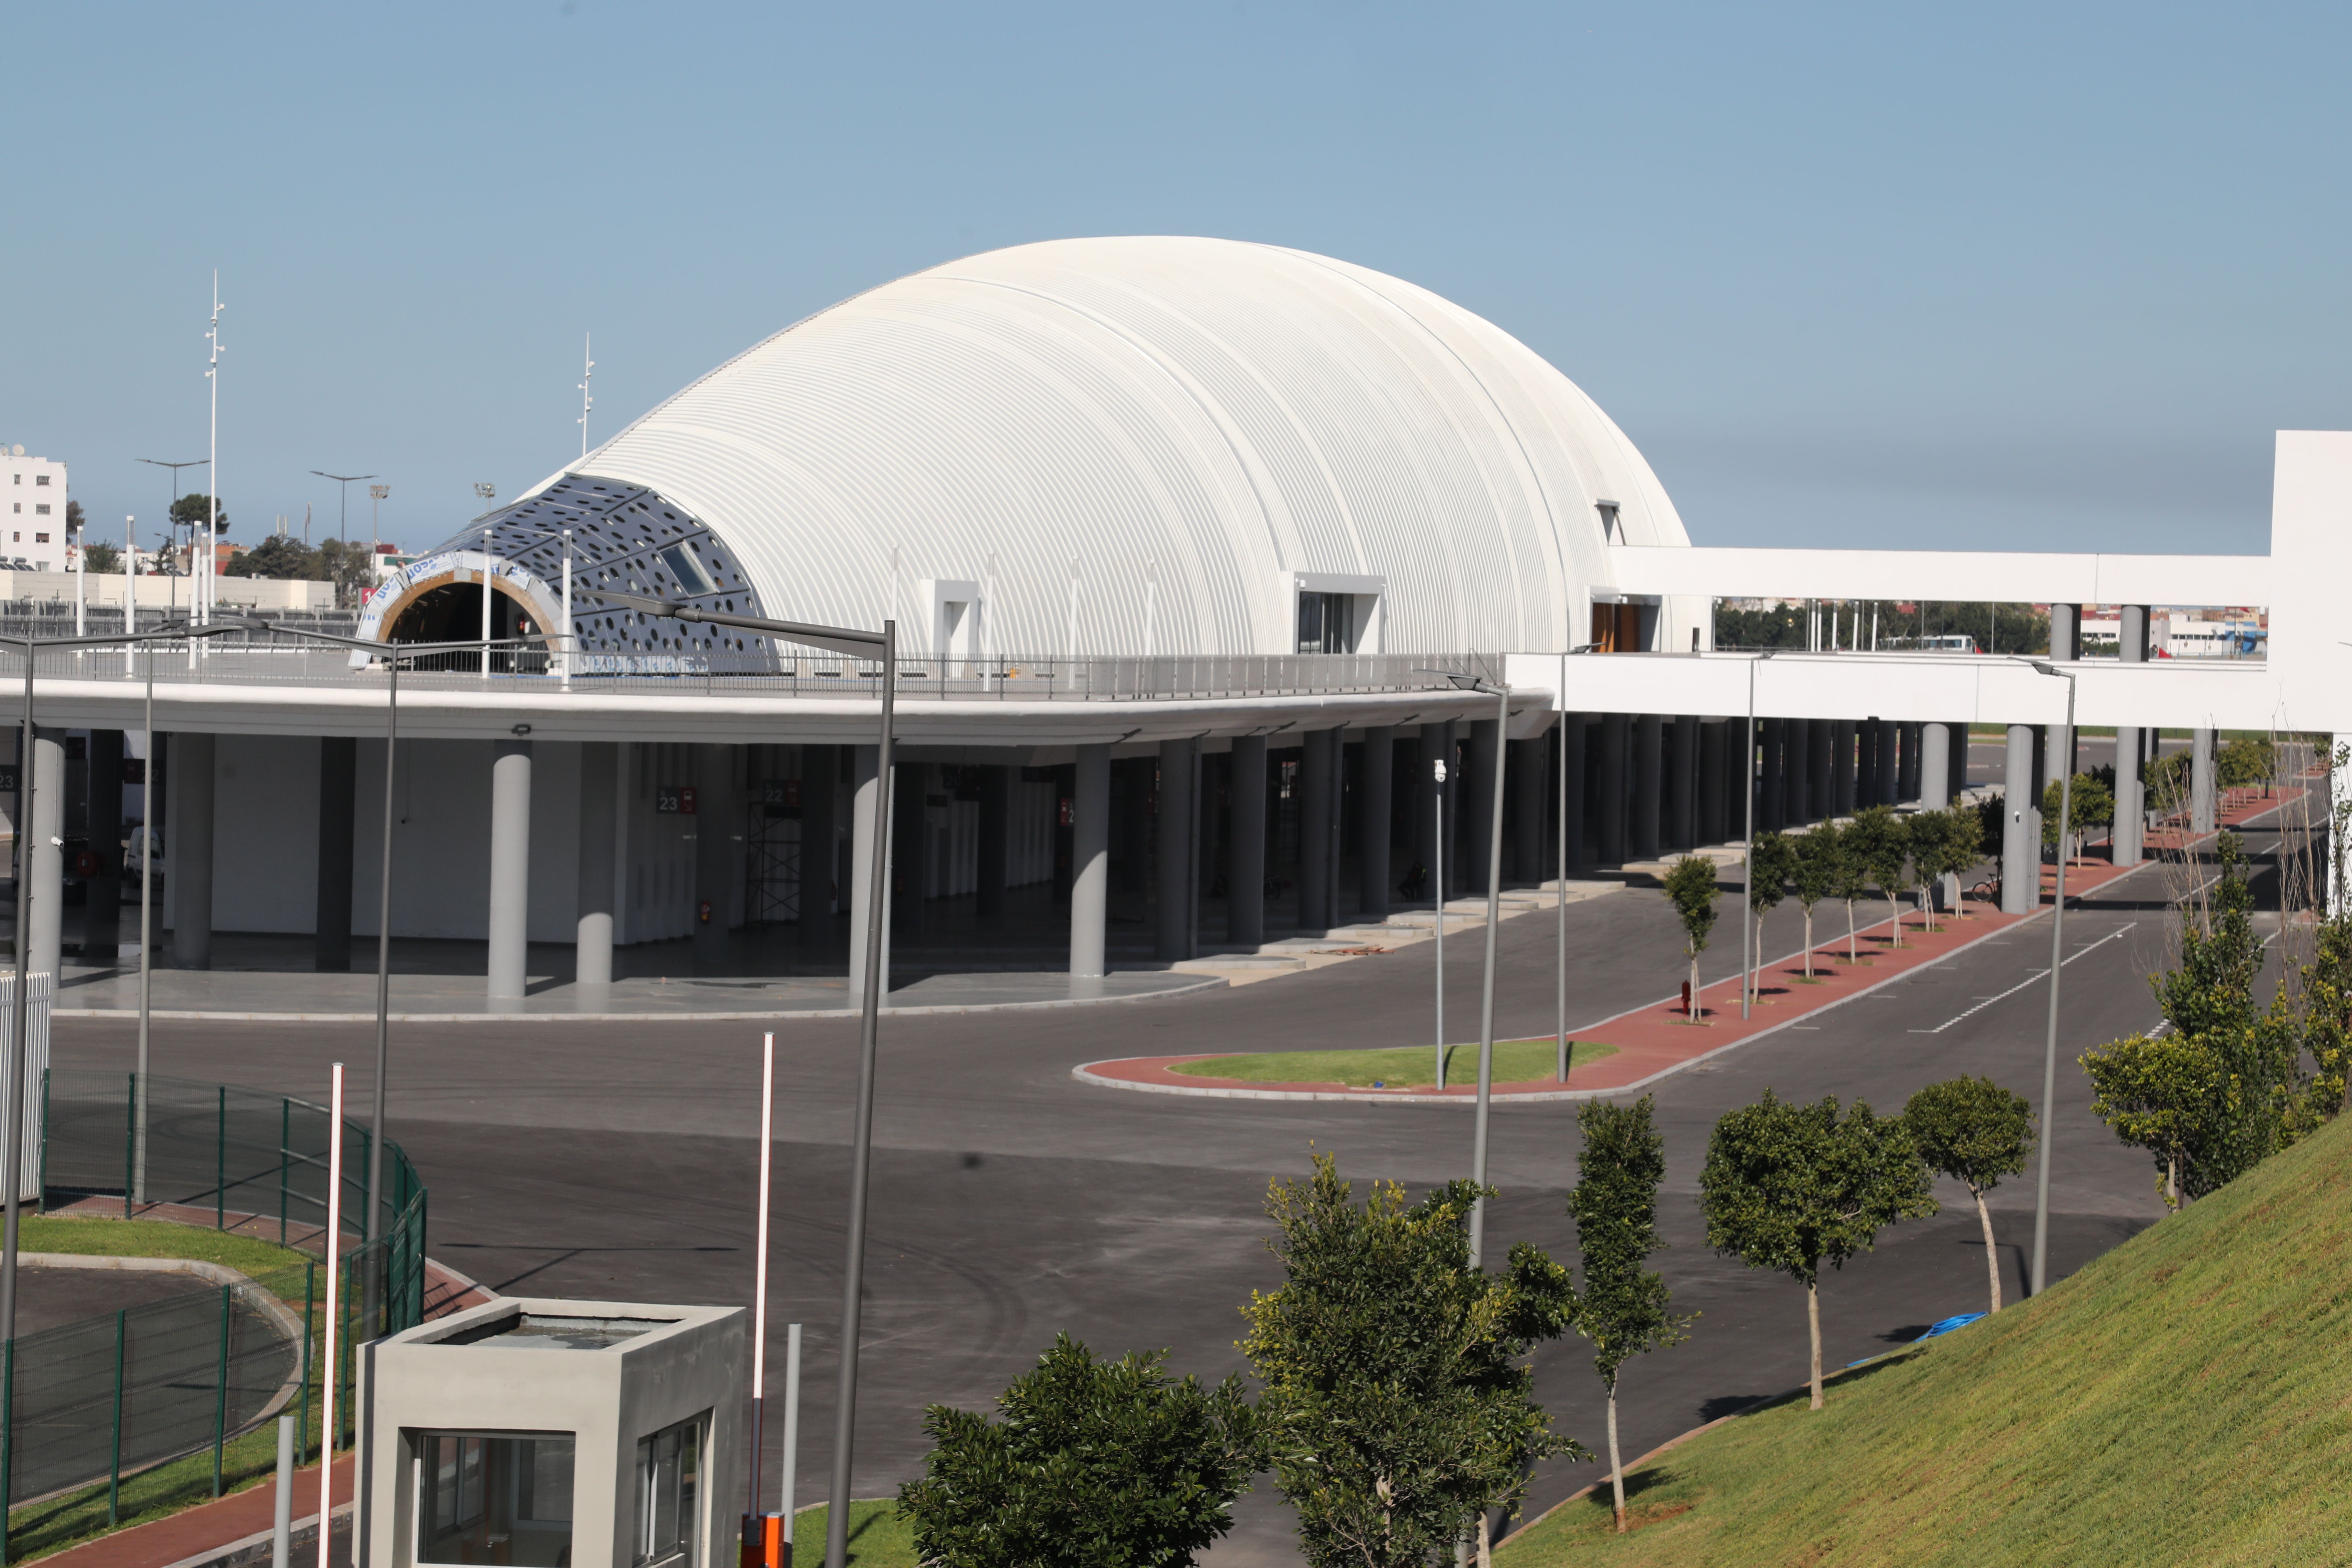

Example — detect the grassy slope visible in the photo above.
[21,1214,315,1276]
[1171,1039,1618,1087]
[1499,1110,2352,1565]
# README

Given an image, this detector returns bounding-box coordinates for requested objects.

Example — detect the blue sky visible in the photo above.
[4,3,2345,560]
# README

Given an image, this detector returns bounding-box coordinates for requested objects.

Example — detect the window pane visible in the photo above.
[632,1415,707,1568]
[416,1434,573,1568]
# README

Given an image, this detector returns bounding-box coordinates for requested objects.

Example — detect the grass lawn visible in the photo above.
[7,1216,331,1561]
[1171,1038,1618,1088]
[790,1501,915,1567]
[20,1213,315,1276]
[1496,1104,2352,1565]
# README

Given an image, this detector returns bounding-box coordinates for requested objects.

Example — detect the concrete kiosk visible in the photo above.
[364,1299,745,1568]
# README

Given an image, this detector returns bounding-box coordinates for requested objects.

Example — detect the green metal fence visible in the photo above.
[1,1069,428,1561]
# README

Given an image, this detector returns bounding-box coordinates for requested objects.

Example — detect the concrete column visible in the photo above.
[1832,721,1857,817]
[802,746,838,920]
[2001,724,2039,915]
[86,729,124,967]
[2191,728,2217,833]
[1782,718,1810,827]
[848,744,885,1000]
[1696,719,1725,845]
[1562,715,1589,875]
[1228,735,1268,941]
[1855,721,1878,809]
[1299,728,1334,926]
[314,736,356,973]
[2112,604,2150,867]
[975,764,1009,918]
[487,740,533,1002]
[2049,603,2080,661]
[1466,718,1503,891]
[26,729,63,983]
[1511,735,1547,880]
[1070,743,1110,977]
[1808,716,1834,820]
[1877,720,1903,806]
[575,741,617,986]
[1157,737,1198,958]
[892,761,927,938]
[172,731,214,970]
[1668,715,1699,849]
[1597,713,1629,866]
[1920,722,1953,809]
[1949,722,1972,804]
[1895,723,1919,802]
[1358,727,1394,919]
[1630,715,1661,862]
[1758,718,1786,833]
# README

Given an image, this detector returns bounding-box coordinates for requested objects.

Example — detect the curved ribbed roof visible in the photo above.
[497,237,1694,657]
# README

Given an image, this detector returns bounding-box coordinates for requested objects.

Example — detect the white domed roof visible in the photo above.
[480,237,1692,659]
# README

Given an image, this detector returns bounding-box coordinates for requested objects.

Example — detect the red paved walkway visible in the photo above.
[32,1456,350,1568]
[1080,785,2306,1103]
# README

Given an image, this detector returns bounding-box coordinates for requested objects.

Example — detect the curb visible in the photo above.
[52,975,1226,1025]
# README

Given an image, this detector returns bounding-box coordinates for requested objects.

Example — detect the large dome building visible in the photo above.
[372,236,1704,664]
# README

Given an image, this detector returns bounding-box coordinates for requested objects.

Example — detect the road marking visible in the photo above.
[1907,923,2137,1035]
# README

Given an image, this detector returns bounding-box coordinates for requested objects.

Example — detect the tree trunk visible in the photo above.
[1802,905,1814,977]
[1846,899,1857,960]
[1689,952,1701,1020]
[1885,891,1903,947]
[1974,1185,2002,1314]
[1477,1511,1492,1568]
[2167,1155,2179,1210]
[1608,1382,1626,1532]
[1807,1274,1823,1409]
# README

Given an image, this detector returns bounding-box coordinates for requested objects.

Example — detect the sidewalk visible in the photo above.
[30,1457,351,1568]
[1079,783,2307,1104]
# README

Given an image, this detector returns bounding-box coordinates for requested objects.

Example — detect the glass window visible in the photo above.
[632,1414,705,1568]
[1295,591,1354,654]
[414,1433,575,1567]
[33,475,48,486]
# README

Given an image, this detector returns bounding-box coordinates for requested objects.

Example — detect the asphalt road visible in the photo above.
[48,805,2286,1565]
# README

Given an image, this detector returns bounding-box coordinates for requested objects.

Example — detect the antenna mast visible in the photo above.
[578,334,595,458]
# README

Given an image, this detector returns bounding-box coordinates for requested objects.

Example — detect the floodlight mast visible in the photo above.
[578,587,893,1568]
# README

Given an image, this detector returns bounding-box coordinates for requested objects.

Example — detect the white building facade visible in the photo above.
[2,446,67,572]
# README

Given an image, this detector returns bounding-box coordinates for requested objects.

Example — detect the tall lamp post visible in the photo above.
[135,457,208,606]
[582,587,895,1568]
[368,485,390,601]
[1426,672,1512,1268]
[311,471,375,554]
[1742,650,1778,1020]
[2022,657,2077,1296]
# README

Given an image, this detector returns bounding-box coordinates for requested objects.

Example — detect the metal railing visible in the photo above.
[2,1070,428,1543]
[10,640,1499,702]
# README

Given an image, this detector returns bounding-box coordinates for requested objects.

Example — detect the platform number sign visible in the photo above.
[657,785,698,815]
[759,779,800,808]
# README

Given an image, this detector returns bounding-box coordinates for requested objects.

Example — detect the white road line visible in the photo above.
[1907,923,2138,1035]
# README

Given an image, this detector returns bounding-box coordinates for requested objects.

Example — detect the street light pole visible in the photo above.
[2024,657,2077,1296]
[1433,753,1447,1090]
[368,485,390,602]
[135,458,208,614]
[311,472,375,609]
[1742,651,1777,1020]
[577,587,895,1568]
[1465,678,1510,1269]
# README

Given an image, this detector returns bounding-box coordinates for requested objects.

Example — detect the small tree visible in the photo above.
[899,1334,1260,1568]
[2041,772,2115,861]
[1567,1097,1688,1534]
[1747,832,1797,1001]
[2079,1031,2220,1209]
[1903,1077,2034,1313]
[1243,1155,1584,1568]
[1903,811,1951,933]
[1920,802,1987,926]
[1790,826,1839,978]
[1699,1091,1937,1409]
[80,541,121,575]
[1827,821,1871,962]
[1661,855,1719,1021]
[1846,805,1912,948]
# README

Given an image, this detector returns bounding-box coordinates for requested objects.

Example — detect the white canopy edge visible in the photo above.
[1603,546,2272,608]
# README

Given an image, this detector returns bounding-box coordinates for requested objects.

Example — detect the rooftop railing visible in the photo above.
[5,637,1501,702]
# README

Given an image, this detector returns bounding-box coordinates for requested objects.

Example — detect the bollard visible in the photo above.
[272,1415,295,1568]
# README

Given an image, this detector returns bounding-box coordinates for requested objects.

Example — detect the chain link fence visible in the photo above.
[2,1069,428,1559]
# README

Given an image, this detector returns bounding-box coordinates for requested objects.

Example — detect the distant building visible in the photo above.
[1,444,67,571]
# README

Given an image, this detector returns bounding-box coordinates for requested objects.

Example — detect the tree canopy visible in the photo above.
[898,1333,1260,1568]
[1242,1154,1583,1567]
[169,493,229,537]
